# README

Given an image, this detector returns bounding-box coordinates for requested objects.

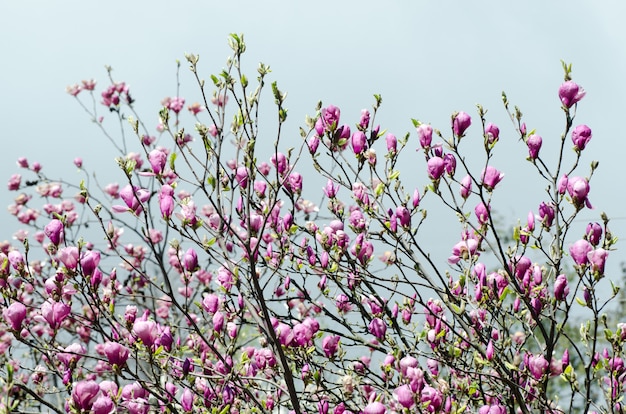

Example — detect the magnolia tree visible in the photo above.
[0,34,623,414]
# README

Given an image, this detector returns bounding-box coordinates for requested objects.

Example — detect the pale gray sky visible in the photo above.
[2,1,625,272]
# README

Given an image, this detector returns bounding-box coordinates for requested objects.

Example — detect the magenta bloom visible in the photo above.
[363,401,386,414]
[41,299,71,329]
[475,202,490,225]
[396,206,410,228]
[80,250,101,277]
[113,184,150,215]
[369,317,387,340]
[92,395,115,414]
[484,123,500,144]
[133,320,159,347]
[148,149,167,175]
[71,380,101,411]
[538,202,555,228]
[321,105,341,132]
[183,248,198,272]
[394,384,415,408]
[586,222,602,246]
[159,184,175,219]
[526,134,542,159]
[481,166,504,191]
[459,175,472,199]
[554,274,570,301]
[386,133,397,153]
[44,219,64,245]
[571,124,592,151]
[452,111,471,137]
[588,248,608,275]
[566,176,591,208]
[528,354,549,380]
[569,239,593,265]
[417,124,433,148]
[322,335,340,357]
[479,405,506,414]
[427,157,445,180]
[103,341,130,366]
[3,302,26,330]
[351,131,367,154]
[181,388,194,412]
[559,81,586,108]
[59,246,79,270]
[443,153,456,176]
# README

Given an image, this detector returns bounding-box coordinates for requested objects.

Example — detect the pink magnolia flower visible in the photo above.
[443,153,456,176]
[80,250,101,277]
[7,174,21,191]
[586,222,602,246]
[420,386,443,410]
[72,380,101,411]
[363,401,386,414]
[41,299,71,330]
[559,80,585,108]
[528,354,549,380]
[479,405,506,414]
[569,239,593,266]
[113,185,150,215]
[182,248,198,272]
[58,246,79,270]
[58,343,86,368]
[368,317,387,340]
[475,202,490,225]
[103,342,130,366]
[148,149,167,175]
[133,320,159,348]
[386,133,397,153]
[322,335,340,357]
[481,166,504,191]
[44,219,64,245]
[571,124,592,151]
[181,388,194,411]
[459,175,472,199]
[452,111,471,137]
[427,157,445,180]
[159,185,175,219]
[484,123,500,144]
[321,105,341,132]
[92,395,115,414]
[554,274,570,301]
[526,134,542,159]
[567,176,591,209]
[3,302,26,330]
[351,131,367,154]
[417,124,433,149]
[538,202,555,228]
[588,248,608,275]
[394,384,415,408]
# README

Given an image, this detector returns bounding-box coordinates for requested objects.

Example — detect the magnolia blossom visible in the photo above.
[427,157,445,180]
[417,124,433,148]
[44,219,64,245]
[567,176,591,209]
[3,302,27,330]
[112,185,150,215]
[569,239,593,265]
[559,80,585,108]
[526,134,542,159]
[588,248,608,274]
[481,166,504,191]
[71,380,101,411]
[452,111,471,137]
[571,124,592,151]
[484,123,500,144]
[554,274,570,301]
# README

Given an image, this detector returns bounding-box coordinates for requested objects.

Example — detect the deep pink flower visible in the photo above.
[427,157,445,180]
[44,219,64,245]
[322,335,340,357]
[59,246,79,270]
[113,185,150,215]
[235,166,249,188]
[484,123,500,144]
[396,206,410,228]
[103,342,130,366]
[351,131,367,154]
[459,175,472,199]
[417,124,433,148]
[363,401,386,414]
[41,299,71,329]
[538,202,555,228]
[588,248,609,275]
[559,81,586,108]
[58,343,86,368]
[386,133,397,153]
[80,250,101,277]
[443,153,456,176]
[183,248,198,272]
[148,149,167,175]
[420,385,443,410]
[571,124,592,151]
[92,395,115,414]
[321,105,341,132]
[3,302,27,330]
[394,384,415,408]
[586,222,602,246]
[368,317,387,340]
[159,184,175,219]
[181,388,194,412]
[479,405,506,414]
[71,380,101,411]
[212,311,225,332]
[481,166,504,191]
[554,274,569,301]
[569,239,593,265]
[452,111,471,137]
[133,320,159,348]
[7,174,21,191]
[526,134,542,159]
[567,176,591,208]
[528,354,549,380]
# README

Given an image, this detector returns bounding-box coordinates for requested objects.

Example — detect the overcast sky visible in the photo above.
[2,1,626,275]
